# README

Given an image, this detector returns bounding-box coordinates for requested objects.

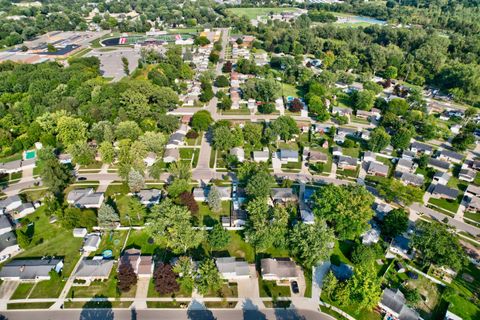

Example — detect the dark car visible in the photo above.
[77,177,87,181]
[291,281,299,294]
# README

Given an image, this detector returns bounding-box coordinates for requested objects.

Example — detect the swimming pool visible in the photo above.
[24,150,36,160]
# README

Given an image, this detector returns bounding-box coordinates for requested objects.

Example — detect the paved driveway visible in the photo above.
[237,265,259,298]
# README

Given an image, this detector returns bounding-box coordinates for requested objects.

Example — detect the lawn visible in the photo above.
[7,302,54,310]
[91,230,129,259]
[197,201,231,227]
[342,147,360,158]
[205,282,238,298]
[147,278,192,298]
[227,7,300,20]
[277,141,299,151]
[221,108,251,115]
[281,161,302,170]
[444,294,479,320]
[179,148,195,160]
[114,194,146,226]
[336,167,359,179]
[125,229,157,255]
[320,291,382,320]
[330,240,353,266]
[464,211,480,223]
[428,197,461,213]
[69,269,136,299]
[282,83,302,98]
[258,279,291,299]
[225,231,255,263]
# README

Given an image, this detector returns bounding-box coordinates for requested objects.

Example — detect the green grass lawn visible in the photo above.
[114,194,146,226]
[227,7,300,20]
[69,269,136,299]
[225,231,255,263]
[197,201,231,227]
[342,147,360,158]
[428,197,461,213]
[125,229,157,255]
[221,108,251,115]
[91,230,129,259]
[7,302,54,310]
[79,161,103,170]
[336,167,359,179]
[205,282,238,298]
[445,294,479,320]
[281,83,302,98]
[104,183,129,198]
[321,291,382,320]
[179,148,195,160]
[147,277,192,298]
[464,211,480,223]
[281,161,302,170]
[258,279,291,299]
[277,141,299,151]
[330,240,353,266]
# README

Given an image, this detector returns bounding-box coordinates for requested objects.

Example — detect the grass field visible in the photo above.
[258,279,291,299]
[227,7,300,20]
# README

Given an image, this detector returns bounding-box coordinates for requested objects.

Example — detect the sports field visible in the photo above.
[101,33,192,46]
[227,7,301,20]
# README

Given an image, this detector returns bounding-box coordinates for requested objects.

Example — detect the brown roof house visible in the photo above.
[119,248,153,278]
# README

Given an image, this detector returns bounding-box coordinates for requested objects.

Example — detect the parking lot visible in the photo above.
[86,48,140,81]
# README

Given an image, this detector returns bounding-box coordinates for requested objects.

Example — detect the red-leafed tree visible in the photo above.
[117,261,137,292]
[222,61,233,73]
[289,98,303,112]
[180,192,199,214]
[154,263,180,295]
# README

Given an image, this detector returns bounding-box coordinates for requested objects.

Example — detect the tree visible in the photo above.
[222,61,232,73]
[391,127,413,150]
[243,122,263,147]
[139,132,166,153]
[387,98,410,116]
[347,264,382,310]
[368,127,391,152]
[289,98,303,112]
[209,51,220,64]
[168,161,192,181]
[194,36,210,46]
[180,192,199,214]
[68,142,95,165]
[413,221,468,271]
[452,132,475,151]
[157,115,180,134]
[38,157,74,195]
[121,56,129,75]
[99,141,115,164]
[128,169,145,193]
[376,178,423,205]
[126,197,146,224]
[167,179,191,198]
[173,256,195,292]
[214,75,229,87]
[363,81,383,94]
[242,78,281,102]
[146,199,204,253]
[115,121,142,141]
[195,258,222,295]
[56,116,88,146]
[381,208,409,238]
[208,185,222,212]
[199,82,214,102]
[208,223,230,250]
[97,204,119,230]
[117,261,137,292]
[191,110,213,131]
[258,102,275,114]
[271,116,299,141]
[16,229,31,249]
[311,185,374,239]
[154,264,179,295]
[289,220,334,267]
[353,90,376,111]
[245,171,273,199]
[404,287,420,305]
[384,66,398,80]
[351,243,381,265]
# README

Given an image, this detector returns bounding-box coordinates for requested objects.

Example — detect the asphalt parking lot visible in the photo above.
[86,48,140,81]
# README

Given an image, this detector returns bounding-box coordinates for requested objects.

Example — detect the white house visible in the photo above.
[73,228,88,238]
[193,187,231,202]
[83,233,101,252]
[0,258,63,282]
[253,150,269,163]
[230,147,245,162]
[215,257,250,280]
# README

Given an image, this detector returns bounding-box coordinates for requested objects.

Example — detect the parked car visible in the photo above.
[0,254,10,263]
[291,281,299,294]
[77,177,87,181]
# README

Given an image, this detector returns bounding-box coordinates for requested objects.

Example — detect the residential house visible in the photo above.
[270,188,298,203]
[428,158,451,172]
[433,172,450,185]
[230,210,247,227]
[431,184,458,200]
[361,130,371,141]
[410,141,433,155]
[464,185,480,213]
[215,257,250,280]
[398,172,424,187]
[279,149,298,163]
[230,147,245,162]
[0,231,20,258]
[332,146,343,157]
[331,263,354,281]
[137,189,161,206]
[401,150,416,160]
[0,258,63,281]
[378,288,420,320]
[166,131,186,149]
[438,150,464,164]
[253,150,269,163]
[367,162,389,177]
[193,187,231,202]
[260,258,298,281]
[14,203,35,218]
[362,151,376,163]
[337,127,357,138]
[58,153,72,164]
[307,150,328,163]
[356,110,373,120]
[396,158,416,173]
[331,106,352,117]
[0,195,22,212]
[374,202,393,220]
[143,152,157,167]
[362,224,381,245]
[163,148,179,163]
[74,257,114,281]
[0,160,22,174]
[337,156,358,170]
[0,215,14,235]
[459,168,475,182]
[66,188,104,209]
[387,235,413,260]
[473,160,480,171]
[73,228,88,238]
[119,248,153,277]
[83,233,101,252]
[334,134,345,144]
[465,184,480,198]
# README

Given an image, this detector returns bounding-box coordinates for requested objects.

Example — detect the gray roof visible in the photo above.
[0,160,22,171]
[0,258,62,280]
[0,195,22,209]
[397,158,414,170]
[332,146,342,153]
[253,150,269,159]
[168,132,185,144]
[337,127,357,135]
[0,231,17,253]
[270,188,297,201]
[215,257,249,277]
[67,188,93,203]
[432,184,458,198]
[163,148,179,160]
[16,202,34,213]
[433,172,450,181]
[83,234,101,249]
[367,162,389,175]
[279,149,298,159]
[399,172,424,186]
[459,168,475,179]
[261,258,297,278]
[137,189,161,203]
[338,155,358,166]
[76,192,104,207]
[402,150,416,159]
[380,288,420,320]
[193,186,231,199]
[410,141,433,152]
[428,158,450,170]
[439,149,463,161]
[308,150,328,162]
[392,235,410,252]
[75,258,114,278]
[0,215,13,230]
[363,151,376,159]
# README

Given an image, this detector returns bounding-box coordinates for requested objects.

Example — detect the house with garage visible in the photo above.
[395,158,416,174]
[459,168,475,182]
[387,235,413,260]
[437,150,464,164]
[0,195,22,213]
[137,189,161,206]
[74,257,114,282]
[253,150,269,163]
[0,230,20,258]
[362,151,376,163]
[163,148,179,163]
[14,203,36,218]
[0,258,63,281]
[215,257,250,280]
[430,184,458,201]
[433,172,450,185]
[193,186,231,202]
[410,141,433,155]
[331,106,352,118]
[367,161,389,177]
[119,248,153,278]
[67,188,104,209]
[428,158,450,172]
[378,288,420,320]
[337,155,358,170]
[270,188,298,203]
[260,258,298,281]
[398,172,424,187]
[307,150,328,164]
[279,149,298,163]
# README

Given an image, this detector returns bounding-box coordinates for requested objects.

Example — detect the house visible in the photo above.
[0,160,22,174]
[73,228,88,238]
[143,152,157,167]
[74,257,114,281]
[396,158,416,173]
[67,188,104,209]
[270,188,298,203]
[362,224,381,245]
[0,195,22,212]
[398,172,424,187]
[438,150,464,164]
[58,153,72,164]
[215,257,250,280]
[459,168,475,182]
[387,235,413,260]
[431,184,458,200]
[363,151,376,163]
[337,127,357,138]
[428,158,450,172]
[0,231,20,258]
[260,258,298,281]
[379,288,420,320]
[0,215,14,235]
[331,263,353,281]
[0,258,63,281]
[332,106,352,117]
[231,210,247,227]
[356,110,373,120]
[410,141,433,155]
[230,147,245,162]
[300,209,314,224]
[137,189,161,206]
[14,203,35,217]
[433,172,450,185]
[374,202,393,220]
[279,149,298,163]
[83,233,101,252]
[166,131,186,149]
[473,160,480,171]
[367,161,389,177]
[308,150,328,163]
[401,150,416,160]
[163,148,179,163]
[119,248,153,277]
[332,146,343,157]
[337,156,358,170]
[253,150,269,163]
[193,187,231,202]
[465,195,480,213]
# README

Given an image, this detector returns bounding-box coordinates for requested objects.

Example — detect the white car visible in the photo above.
[0,254,10,263]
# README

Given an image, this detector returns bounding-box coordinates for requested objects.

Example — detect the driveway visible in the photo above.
[237,265,259,298]
[0,281,19,310]
[133,277,150,309]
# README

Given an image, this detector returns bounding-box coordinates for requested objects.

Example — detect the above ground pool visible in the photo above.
[24,150,36,160]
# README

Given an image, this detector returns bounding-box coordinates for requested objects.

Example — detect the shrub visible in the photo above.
[258,102,275,114]
[180,192,199,214]
[186,130,199,139]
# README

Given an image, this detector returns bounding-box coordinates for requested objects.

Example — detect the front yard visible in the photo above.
[258,279,291,299]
